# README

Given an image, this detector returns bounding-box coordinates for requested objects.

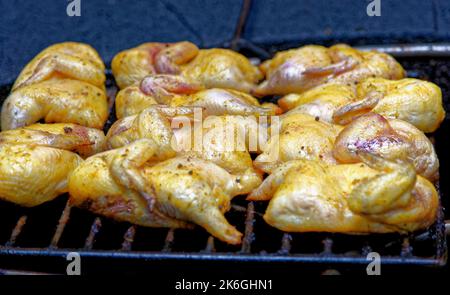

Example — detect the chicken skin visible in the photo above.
[252,44,405,96]
[1,79,108,130]
[12,42,105,91]
[333,78,445,133]
[279,83,357,123]
[0,123,106,158]
[115,75,275,119]
[333,113,439,181]
[111,42,262,92]
[69,139,245,244]
[106,106,263,194]
[253,113,343,173]
[250,154,438,234]
[0,127,94,206]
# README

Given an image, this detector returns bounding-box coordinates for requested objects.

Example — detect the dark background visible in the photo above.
[1,0,450,85]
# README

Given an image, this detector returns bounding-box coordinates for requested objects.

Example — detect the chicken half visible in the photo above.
[333,78,445,133]
[12,42,105,91]
[333,113,439,181]
[2,42,108,131]
[106,106,263,195]
[0,126,99,206]
[249,153,438,234]
[252,44,405,96]
[115,75,276,119]
[111,41,262,92]
[69,139,246,244]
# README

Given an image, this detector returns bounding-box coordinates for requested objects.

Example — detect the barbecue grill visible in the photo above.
[0,0,449,275]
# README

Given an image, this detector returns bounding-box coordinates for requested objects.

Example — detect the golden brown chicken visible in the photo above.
[333,113,439,181]
[0,123,106,158]
[253,113,343,173]
[0,127,96,206]
[1,79,108,130]
[112,42,262,92]
[2,42,108,131]
[115,75,276,119]
[333,78,445,133]
[252,44,405,96]
[106,106,263,194]
[12,42,106,91]
[249,153,438,234]
[69,139,246,244]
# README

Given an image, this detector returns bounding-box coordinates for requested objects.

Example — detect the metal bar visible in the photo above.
[121,225,136,251]
[84,217,102,250]
[5,215,27,247]
[49,201,72,249]
[279,233,292,255]
[230,0,253,50]
[162,229,175,252]
[240,202,255,253]
[204,236,216,253]
[356,43,450,57]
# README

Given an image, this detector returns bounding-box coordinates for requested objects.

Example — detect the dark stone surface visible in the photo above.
[1,0,450,85]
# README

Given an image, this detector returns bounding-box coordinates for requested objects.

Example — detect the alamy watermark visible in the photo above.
[367,0,381,17]
[67,0,81,17]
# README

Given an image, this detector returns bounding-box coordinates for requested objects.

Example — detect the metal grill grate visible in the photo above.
[0,0,448,274]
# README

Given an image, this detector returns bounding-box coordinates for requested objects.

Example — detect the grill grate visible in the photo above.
[0,0,448,273]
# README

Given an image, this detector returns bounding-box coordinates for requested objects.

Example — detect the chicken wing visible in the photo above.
[69,139,244,244]
[0,123,106,157]
[333,113,439,181]
[1,79,108,130]
[112,42,261,92]
[252,154,438,233]
[333,78,445,132]
[252,44,404,96]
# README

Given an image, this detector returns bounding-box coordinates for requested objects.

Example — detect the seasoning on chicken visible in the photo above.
[69,139,246,244]
[333,78,445,133]
[252,44,405,96]
[250,153,438,234]
[112,42,262,92]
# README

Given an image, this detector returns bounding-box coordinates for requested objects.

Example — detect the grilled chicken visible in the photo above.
[115,75,275,118]
[0,127,94,206]
[333,113,439,181]
[252,44,405,96]
[2,42,108,130]
[250,153,438,234]
[69,139,245,244]
[0,123,106,158]
[12,42,105,91]
[106,106,263,194]
[112,42,262,92]
[1,79,108,130]
[333,78,445,132]
[253,113,342,173]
